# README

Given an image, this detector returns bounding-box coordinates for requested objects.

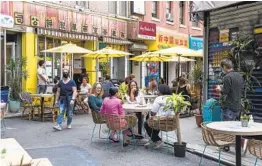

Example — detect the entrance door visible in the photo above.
[1,42,15,86]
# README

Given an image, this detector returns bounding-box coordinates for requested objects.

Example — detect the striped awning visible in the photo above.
[102,37,132,45]
[36,28,98,41]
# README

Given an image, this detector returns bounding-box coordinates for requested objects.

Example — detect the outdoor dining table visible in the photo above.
[143,95,157,103]
[123,103,152,135]
[30,93,54,120]
[206,121,262,166]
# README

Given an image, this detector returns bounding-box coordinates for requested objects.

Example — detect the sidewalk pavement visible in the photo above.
[4,112,261,166]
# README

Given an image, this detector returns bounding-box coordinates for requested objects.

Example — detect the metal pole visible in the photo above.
[4,29,6,86]
[44,37,46,60]
[71,53,74,78]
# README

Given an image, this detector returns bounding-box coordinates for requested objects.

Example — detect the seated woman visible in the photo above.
[88,83,104,112]
[176,77,191,100]
[148,78,158,95]
[125,80,144,138]
[144,85,173,149]
[100,87,131,145]
[80,77,92,104]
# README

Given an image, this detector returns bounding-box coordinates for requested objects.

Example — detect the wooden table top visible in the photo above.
[206,121,262,136]
[1,138,32,166]
[30,94,54,98]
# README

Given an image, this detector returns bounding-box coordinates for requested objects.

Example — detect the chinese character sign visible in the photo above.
[46,18,53,28]
[30,16,39,26]
[14,12,23,25]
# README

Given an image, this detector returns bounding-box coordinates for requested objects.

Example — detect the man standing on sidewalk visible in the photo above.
[216,59,244,121]
[37,60,49,94]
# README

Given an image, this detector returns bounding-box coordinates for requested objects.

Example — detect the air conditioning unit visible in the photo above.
[166,13,173,22]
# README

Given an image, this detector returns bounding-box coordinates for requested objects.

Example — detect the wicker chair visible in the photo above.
[90,110,107,143]
[20,92,41,120]
[147,115,179,151]
[247,139,262,166]
[103,113,137,149]
[42,95,59,122]
[200,123,235,166]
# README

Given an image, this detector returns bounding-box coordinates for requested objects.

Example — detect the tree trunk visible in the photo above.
[175,113,182,145]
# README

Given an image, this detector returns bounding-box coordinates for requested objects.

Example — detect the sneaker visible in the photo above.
[144,142,153,148]
[53,125,62,131]
[153,141,163,149]
[67,124,72,129]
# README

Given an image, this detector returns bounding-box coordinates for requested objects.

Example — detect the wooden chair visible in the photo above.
[20,92,41,120]
[147,114,180,151]
[247,139,262,166]
[90,110,107,143]
[103,113,137,149]
[42,95,59,122]
[74,94,90,114]
[200,123,235,166]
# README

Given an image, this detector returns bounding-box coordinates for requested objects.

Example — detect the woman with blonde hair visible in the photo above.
[88,82,104,112]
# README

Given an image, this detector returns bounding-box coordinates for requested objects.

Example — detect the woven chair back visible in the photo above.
[103,114,127,131]
[20,92,33,104]
[148,115,178,132]
[248,139,262,159]
[91,110,105,124]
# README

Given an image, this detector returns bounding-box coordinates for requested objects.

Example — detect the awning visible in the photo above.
[102,37,132,45]
[129,43,148,51]
[36,28,98,41]
[192,1,240,12]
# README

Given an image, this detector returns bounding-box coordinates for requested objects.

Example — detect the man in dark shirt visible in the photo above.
[216,59,244,121]
[102,75,114,99]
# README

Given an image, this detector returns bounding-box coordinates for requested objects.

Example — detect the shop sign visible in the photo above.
[254,27,262,34]
[71,23,77,32]
[46,18,53,29]
[102,28,107,36]
[120,32,125,39]
[14,12,23,25]
[112,29,117,37]
[82,25,88,33]
[138,21,156,40]
[93,26,98,35]
[59,21,66,31]
[158,34,188,47]
[0,14,14,28]
[189,37,203,50]
[30,16,39,27]
[219,29,229,43]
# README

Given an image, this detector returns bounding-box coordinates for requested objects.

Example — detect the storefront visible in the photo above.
[197,1,262,119]
[189,36,203,51]
[145,27,189,86]
[1,1,130,92]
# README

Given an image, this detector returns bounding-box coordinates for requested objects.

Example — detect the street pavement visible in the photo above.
[2,115,224,166]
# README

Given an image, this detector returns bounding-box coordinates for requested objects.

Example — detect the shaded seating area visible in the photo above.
[20,92,41,120]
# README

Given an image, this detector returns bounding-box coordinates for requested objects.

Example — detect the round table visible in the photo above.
[123,103,152,135]
[206,121,262,166]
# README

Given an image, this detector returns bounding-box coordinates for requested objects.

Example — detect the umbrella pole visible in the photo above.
[96,57,99,82]
[71,53,74,79]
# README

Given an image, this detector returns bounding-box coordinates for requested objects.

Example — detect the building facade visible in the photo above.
[1,1,132,93]
[127,1,203,87]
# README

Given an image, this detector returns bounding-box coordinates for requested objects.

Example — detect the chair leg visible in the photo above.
[218,150,221,166]
[99,124,102,139]
[90,124,96,143]
[254,157,258,166]
[120,131,124,150]
[199,145,207,166]
[166,132,169,153]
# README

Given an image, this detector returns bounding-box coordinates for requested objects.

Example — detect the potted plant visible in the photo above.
[190,61,203,127]
[228,37,262,116]
[1,148,6,159]
[165,93,191,157]
[240,114,249,127]
[6,57,28,113]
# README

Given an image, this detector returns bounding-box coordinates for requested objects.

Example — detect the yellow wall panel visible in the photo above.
[84,41,97,85]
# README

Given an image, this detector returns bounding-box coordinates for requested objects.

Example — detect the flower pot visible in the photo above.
[195,114,203,127]
[174,142,187,157]
[241,120,249,127]
[8,100,20,113]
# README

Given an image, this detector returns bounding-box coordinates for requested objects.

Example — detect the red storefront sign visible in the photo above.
[138,21,156,40]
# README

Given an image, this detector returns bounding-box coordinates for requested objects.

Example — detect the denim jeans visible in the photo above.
[38,85,47,94]
[221,108,239,121]
[56,96,73,126]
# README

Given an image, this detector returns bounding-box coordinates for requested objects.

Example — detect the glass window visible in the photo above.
[119,1,127,17]
[179,1,185,24]
[76,1,87,8]
[152,1,158,18]
[166,1,173,22]
[109,1,117,14]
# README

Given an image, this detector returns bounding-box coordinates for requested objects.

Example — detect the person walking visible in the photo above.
[37,60,49,94]
[53,69,77,131]
[216,59,244,121]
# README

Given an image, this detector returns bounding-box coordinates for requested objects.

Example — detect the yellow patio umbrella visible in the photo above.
[164,56,196,62]
[129,52,169,62]
[152,46,202,57]
[41,43,93,54]
[82,47,132,58]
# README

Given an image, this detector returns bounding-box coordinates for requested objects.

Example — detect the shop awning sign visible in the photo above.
[0,14,14,28]
[138,21,156,40]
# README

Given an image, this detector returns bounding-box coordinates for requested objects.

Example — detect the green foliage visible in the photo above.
[164,93,191,113]
[1,148,6,154]
[190,60,203,85]
[5,57,28,101]
[228,37,262,113]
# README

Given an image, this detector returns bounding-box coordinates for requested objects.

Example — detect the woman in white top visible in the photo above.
[125,80,144,137]
[144,84,172,148]
[80,77,91,104]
